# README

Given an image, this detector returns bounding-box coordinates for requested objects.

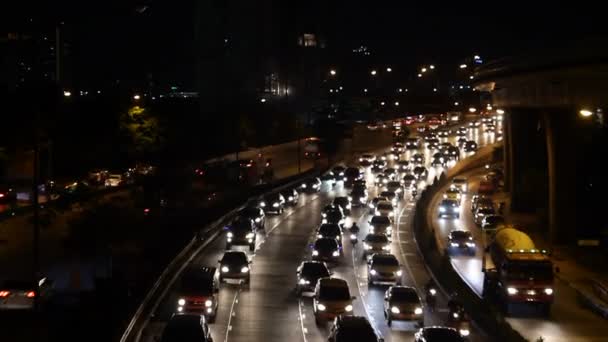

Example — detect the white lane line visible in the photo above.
[351,245,377,328]
[298,299,309,342]
[223,289,240,342]
[395,200,420,290]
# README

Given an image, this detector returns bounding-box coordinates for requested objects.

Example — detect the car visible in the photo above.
[396,160,410,173]
[160,313,214,342]
[317,223,343,246]
[301,177,322,193]
[330,166,346,179]
[384,286,424,326]
[474,206,496,225]
[175,267,219,322]
[481,215,506,231]
[328,316,383,342]
[311,238,342,261]
[463,140,477,152]
[333,196,352,215]
[350,188,368,206]
[456,137,468,146]
[402,174,417,189]
[405,138,420,150]
[443,146,460,161]
[468,120,481,128]
[322,208,346,227]
[0,278,50,310]
[375,201,395,218]
[417,125,427,133]
[368,196,388,214]
[484,123,496,132]
[414,326,465,342]
[296,261,330,294]
[425,138,440,150]
[381,151,397,161]
[343,167,363,187]
[369,215,393,238]
[392,142,405,152]
[447,230,476,255]
[443,187,462,203]
[456,129,467,137]
[359,154,376,165]
[238,206,265,230]
[451,178,467,192]
[430,156,445,168]
[105,173,124,187]
[379,190,397,205]
[383,168,398,180]
[225,217,257,251]
[218,251,251,284]
[471,195,493,212]
[321,173,337,185]
[372,159,388,170]
[368,253,402,285]
[412,166,428,180]
[60,180,93,202]
[0,186,16,203]
[411,153,425,165]
[260,192,285,214]
[438,142,453,152]
[363,233,391,256]
[353,179,367,188]
[436,130,449,138]
[281,188,299,206]
[424,134,438,142]
[375,173,390,186]
[371,164,384,174]
[438,199,460,218]
[313,278,355,323]
[385,181,403,198]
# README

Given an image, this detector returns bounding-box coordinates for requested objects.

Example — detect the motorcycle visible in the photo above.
[447,305,470,337]
[350,233,358,245]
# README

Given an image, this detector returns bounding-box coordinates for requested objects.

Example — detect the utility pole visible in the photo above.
[32,130,40,312]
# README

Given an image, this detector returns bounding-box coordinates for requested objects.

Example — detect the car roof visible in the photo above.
[319,277,348,287]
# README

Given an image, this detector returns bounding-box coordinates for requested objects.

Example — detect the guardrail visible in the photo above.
[411,146,525,342]
[119,167,324,342]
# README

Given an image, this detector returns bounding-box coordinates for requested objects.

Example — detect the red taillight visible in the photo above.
[144,208,150,214]
[26,291,35,298]
[0,193,4,198]
[0,291,10,297]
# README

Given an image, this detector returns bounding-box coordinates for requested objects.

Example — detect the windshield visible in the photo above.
[390,289,419,302]
[334,197,348,205]
[302,263,330,278]
[242,207,261,217]
[345,168,360,177]
[377,203,393,211]
[319,284,350,300]
[179,274,214,295]
[221,253,247,265]
[441,200,458,207]
[387,182,400,187]
[315,239,339,250]
[505,262,554,281]
[335,327,377,342]
[423,328,463,341]
[485,216,504,225]
[372,256,398,266]
[319,224,341,236]
[450,231,470,239]
[380,191,394,198]
[478,208,495,215]
[231,219,252,231]
[366,234,389,243]
[371,216,391,225]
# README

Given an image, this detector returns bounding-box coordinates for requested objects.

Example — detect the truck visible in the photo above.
[482,226,554,316]
[303,137,324,159]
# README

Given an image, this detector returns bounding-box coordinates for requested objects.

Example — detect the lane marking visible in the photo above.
[298,299,309,342]
[223,289,241,342]
[395,195,420,290]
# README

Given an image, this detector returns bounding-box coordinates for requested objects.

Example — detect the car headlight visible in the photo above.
[507,287,518,295]
[339,219,345,225]
[466,242,475,247]
[260,202,266,207]
[241,266,250,273]
[317,234,323,239]
[452,312,460,319]
[459,329,470,337]
[345,305,353,312]
[332,251,340,257]
[347,196,352,201]
[369,203,375,209]
[360,197,366,203]
[322,213,327,218]
[273,202,279,207]
[178,298,186,306]
[350,234,357,239]
[443,194,448,199]
[301,184,307,188]
[312,250,319,256]
[451,242,459,247]
[288,196,293,201]
[389,211,394,215]
[343,177,347,181]
[322,218,328,224]
[364,243,371,250]
[359,158,363,162]
[430,288,437,295]
[391,306,400,314]
[396,270,403,276]
[370,269,377,275]
[382,245,391,251]
[414,307,423,315]
[386,226,392,232]
[246,233,255,239]
[205,300,213,307]
[395,188,401,193]
[382,179,388,184]
[227,232,233,238]
[544,288,554,295]
[299,278,310,285]
[221,266,229,273]
[317,303,326,311]
[339,172,344,176]
[346,204,351,209]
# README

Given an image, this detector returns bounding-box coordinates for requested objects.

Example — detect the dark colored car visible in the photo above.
[411,153,425,165]
[384,286,424,326]
[175,267,219,322]
[412,166,428,180]
[317,223,343,246]
[333,196,352,215]
[343,167,363,187]
[281,188,299,206]
[328,316,383,342]
[350,189,368,207]
[464,140,478,152]
[218,251,251,284]
[311,238,342,261]
[0,186,17,204]
[225,217,256,251]
[414,326,465,342]
[296,261,330,294]
[260,192,285,214]
[443,146,460,161]
[369,215,392,238]
[323,208,345,228]
[438,199,460,218]
[368,253,402,285]
[330,166,346,178]
[161,313,213,342]
[239,206,265,230]
[301,177,322,193]
[447,230,476,255]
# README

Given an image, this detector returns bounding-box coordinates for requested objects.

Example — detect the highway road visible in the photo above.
[139,120,498,342]
[428,169,608,340]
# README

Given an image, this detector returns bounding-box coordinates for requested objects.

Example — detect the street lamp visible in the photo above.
[579,109,593,118]
[469,107,477,113]
[371,70,377,76]
[260,98,267,103]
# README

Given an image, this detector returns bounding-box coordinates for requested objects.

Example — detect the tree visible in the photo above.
[120,105,164,161]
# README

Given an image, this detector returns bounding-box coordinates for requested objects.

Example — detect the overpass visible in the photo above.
[474,46,608,245]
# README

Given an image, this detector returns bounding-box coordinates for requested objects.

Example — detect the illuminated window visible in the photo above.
[298,33,317,47]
